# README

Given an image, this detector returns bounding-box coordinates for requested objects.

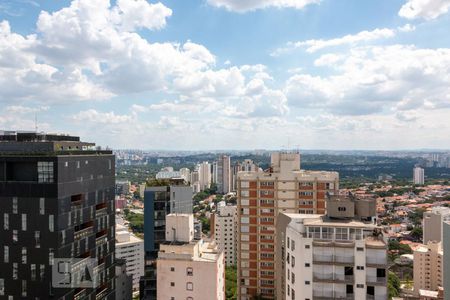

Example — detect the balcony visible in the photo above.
[366,257,387,267]
[96,236,108,247]
[313,273,353,283]
[96,207,107,217]
[313,290,354,300]
[366,276,387,285]
[73,289,86,300]
[366,295,386,300]
[313,254,354,265]
[74,226,94,240]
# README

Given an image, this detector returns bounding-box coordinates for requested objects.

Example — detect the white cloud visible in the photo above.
[272,27,396,55]
[314,53,343,66]
[206,0,319,12]
[5,105,49,114]
[399,0,450,20]
[72,109,133,124]
[398,23,416,32]
[285,45,450,115]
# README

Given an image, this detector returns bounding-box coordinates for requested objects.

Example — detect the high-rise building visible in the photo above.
[214,201,237,265]
[0,131,116,299]
[278,194,387,300]
[444,221,450,300]
[232,160,259,192]
[237,152,339,299]
[413,241,443,294]
[423,207,450,243]
[413,166,425,185]
[116,224,144,291]
[156,214,225,300]
[216,155,231,194]
[198,162,212,191]
[115,259,133,300]
[140,180,193,299]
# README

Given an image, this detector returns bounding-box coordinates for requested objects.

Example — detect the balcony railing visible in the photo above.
[366,295,387,300]
[366,257,387,266]
[74,226,94,240]
[313,273,353,283]
[313,254,354,264]
[313,290,354,299]
[366,276,387,284]
[96,207,107,217]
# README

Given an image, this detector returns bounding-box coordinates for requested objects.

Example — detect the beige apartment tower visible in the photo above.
[237,152,339,299]
[413,241,444,294]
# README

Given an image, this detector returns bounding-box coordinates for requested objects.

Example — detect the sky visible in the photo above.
[1,0,450,150]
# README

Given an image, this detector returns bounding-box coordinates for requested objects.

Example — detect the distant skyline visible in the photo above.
[1,0,450,150]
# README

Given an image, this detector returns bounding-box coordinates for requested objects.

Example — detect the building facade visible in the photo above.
[444,221,450,300]
[116,224,144,291]
[237,152,339,299]
[216,155,231,194]
[414,241,443,294]
[0,131,116,299]
[156,214,225,300]
[280,195,387,300]
[115,259,133,300]
[414,167,425,185]
[423,207,450,243]
[140,181,193,299]
[198,162,212,191]
[214,201,237,266]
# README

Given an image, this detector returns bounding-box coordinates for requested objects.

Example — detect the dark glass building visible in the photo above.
[0,131,116,299]
[139,179,193,299]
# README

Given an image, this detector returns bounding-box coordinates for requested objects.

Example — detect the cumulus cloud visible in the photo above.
[285,45,450,115]
[399,0,450,20]
[72,109,133,124]
[272,27,397,56]
[206,0,319,12]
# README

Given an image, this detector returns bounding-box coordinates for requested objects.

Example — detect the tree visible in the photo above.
[388,272,401,299]
[225,266,237,300]
[410,227,423,241]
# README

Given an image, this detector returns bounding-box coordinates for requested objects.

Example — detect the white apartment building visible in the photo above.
[115,224,145,291]
[414,241,443,294]
[423,207,450,243]
[237,152,339,299]
[157,214,225,300]
[214,201,237,265]
[280,195,387,300]
[413,167,425,185]
[198,161,212,191]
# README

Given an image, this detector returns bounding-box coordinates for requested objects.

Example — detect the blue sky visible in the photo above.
[1,0,450,150]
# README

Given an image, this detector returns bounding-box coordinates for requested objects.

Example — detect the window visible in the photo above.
[35,231,40,248]
[357,266,365,270]
[21,214,27,231]
[13,263,18,279]
[305,244,310,249]
[40,265,45,281]
[31,264,36,281]
[37,162,54,183]
[291,256,295,267]
[356,247,364,252]
[21,280,26,297]
[335,228,348,240]
[291,289,295,300]
[49,215,54,232]
[4,246,9,263]
[187,297,193,300]
[305,263,310,267]
[357,284,364,288]
[21,247,27,264]
[170,282,175,287]
[13,230,18,243]
[291,240,295,251]
[49,249,54,266]
[338,206,346,211]
[187,267,193,276]
[308,227,320,238]
[170,267,175,272]
[0,278,3,296]
[12,197,18,214]
[3,214,8,230]
[291,272,295,284]
[305,281,310,285]
[39,198,45,215]
[186,282,193,291]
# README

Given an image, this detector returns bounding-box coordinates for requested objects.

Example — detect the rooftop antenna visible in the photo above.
[34,113,38,134]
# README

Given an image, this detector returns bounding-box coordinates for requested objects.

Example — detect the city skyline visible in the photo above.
[1,0,450,150]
